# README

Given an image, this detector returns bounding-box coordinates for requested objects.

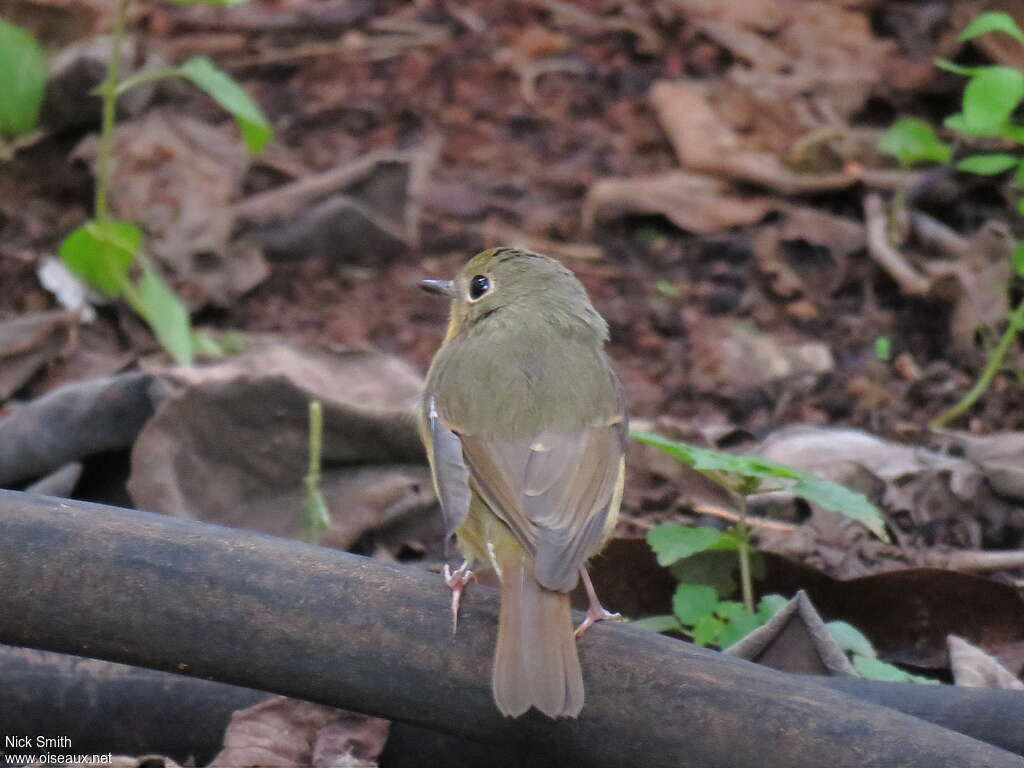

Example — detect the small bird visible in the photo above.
[418,247,626,718]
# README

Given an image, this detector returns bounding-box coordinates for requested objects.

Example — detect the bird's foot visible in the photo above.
[574,566,622,638]
[443,561,475,635]
[574,604,623,638]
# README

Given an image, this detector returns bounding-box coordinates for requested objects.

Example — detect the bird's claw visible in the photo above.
[574,606,623,638]
[443,562,475,635]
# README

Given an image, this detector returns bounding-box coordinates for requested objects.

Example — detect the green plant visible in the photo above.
[301,400,331,544]
[53,0,273,365]
[631,431,933,682]
[630,430,886,637]
[878,11,1024,428]
[827,621,937,684]
[0,19,46,145]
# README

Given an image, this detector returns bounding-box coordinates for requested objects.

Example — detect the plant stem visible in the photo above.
[94,0,132,223]
[930,296,1024,428]
[736,495,755,614]
[306,400,323,492]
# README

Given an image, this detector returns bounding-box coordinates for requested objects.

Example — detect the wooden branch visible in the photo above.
[0,490,1019,768]
[3,646,1024,764]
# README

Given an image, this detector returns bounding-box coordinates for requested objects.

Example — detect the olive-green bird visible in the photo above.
[418,247,626,719]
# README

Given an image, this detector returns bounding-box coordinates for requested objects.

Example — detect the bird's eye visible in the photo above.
[469,275,490,300]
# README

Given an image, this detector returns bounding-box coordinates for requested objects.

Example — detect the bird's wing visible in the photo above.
[421,394,472,538]
[459,414,627,593]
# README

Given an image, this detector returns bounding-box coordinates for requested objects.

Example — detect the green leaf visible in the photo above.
[673,583,719,626]
[943,113,971,134]
[714,600,747,620]
[670,550,739,598]
[852,655,939,684]
[878,118,951,167]
[960,11,1024,44]
[632,430,889,541]
[629,614,684,633]
[1012,241,1024,277]
[1001,123,1024,143]
[962,66,1024,136]
[692,614,725,646]
[956,153,1020,174]
[826,621,877,658]
[874,336,891,362]
[59,219,141,297]
[718,610,761,648]
[935,58,983,76]
[177,56,272,153]
[646,523,722,567]
[0,20,46,138]
[137,265,194,365]
[756,594,789,622]
[301,487,331,543]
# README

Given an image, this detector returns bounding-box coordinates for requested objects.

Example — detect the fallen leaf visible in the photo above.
[76,107,266,308]
[725,590,857,676]
[210,696,389,768]
[689,319,834,392]
[583,170,777,235]
[650,80,860,194]
[0,309,77,402]
[128,343,432,547]
[948,635,1024,689]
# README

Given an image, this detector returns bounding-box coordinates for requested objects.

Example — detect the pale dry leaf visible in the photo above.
[689,319,834,391]
[948,635,1024,689]
[210,696,389,768]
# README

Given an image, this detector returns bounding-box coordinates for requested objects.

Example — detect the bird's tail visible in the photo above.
[492,550,583,718]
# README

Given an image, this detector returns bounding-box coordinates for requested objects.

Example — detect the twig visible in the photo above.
[863,193,932,295]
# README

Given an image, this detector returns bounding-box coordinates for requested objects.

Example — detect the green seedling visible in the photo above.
[879,11,1024,427]
[632,431,931,682]
[30,0,275,365]
[301,400,331,544]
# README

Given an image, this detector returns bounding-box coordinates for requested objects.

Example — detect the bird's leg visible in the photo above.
[443,560,475,635]
[574,567,622,638]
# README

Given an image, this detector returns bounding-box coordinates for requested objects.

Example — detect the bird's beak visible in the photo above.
[419,278,455,298]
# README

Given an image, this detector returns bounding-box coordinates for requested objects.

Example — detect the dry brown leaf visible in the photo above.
[935,430,1024,503]
[673,0,895,117]
[650,81,860,194]
[725,590,857,676]
[755,425,1024,559]
[753,207,864,301]
[583,170,777,234]
[76,107,266,308]
[0,310,77,402]
[948,635,1024,689]
[128,343,432,546]
[689,319,834,391]
[236,142,439,265]
[866,195,1013,351]
[210,696,389,768]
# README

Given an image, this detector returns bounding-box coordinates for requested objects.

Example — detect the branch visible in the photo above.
[0,490,1019,768]
[3,647,1024,764]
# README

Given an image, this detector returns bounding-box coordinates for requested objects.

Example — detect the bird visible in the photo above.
[418,246,627,718]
